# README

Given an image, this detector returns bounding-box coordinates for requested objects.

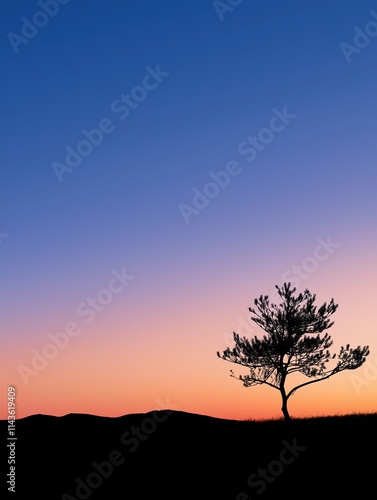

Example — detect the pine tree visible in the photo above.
[217,283,370,421]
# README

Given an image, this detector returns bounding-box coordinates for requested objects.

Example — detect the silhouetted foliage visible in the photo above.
[217,283,370,421]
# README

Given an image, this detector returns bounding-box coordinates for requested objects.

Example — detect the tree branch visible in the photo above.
[286,372,335,399]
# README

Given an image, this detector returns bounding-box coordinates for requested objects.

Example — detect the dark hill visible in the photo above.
[1,411,376,499]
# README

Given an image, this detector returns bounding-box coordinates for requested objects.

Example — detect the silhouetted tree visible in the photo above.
[217,283,370,422]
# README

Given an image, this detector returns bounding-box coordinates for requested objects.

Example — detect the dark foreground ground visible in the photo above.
[1,410,376,499]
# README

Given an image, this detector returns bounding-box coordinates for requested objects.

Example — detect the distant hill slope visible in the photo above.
[1,411,376,499]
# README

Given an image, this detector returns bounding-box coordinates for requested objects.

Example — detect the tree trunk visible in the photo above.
[281,395,291,422]
[280,376,291,422]
[280,370,291,422]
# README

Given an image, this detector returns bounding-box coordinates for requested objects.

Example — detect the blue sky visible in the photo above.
[1,1,377,418]
[2,0,376,322]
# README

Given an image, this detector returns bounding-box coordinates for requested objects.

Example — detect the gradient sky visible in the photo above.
[1,0,376,420]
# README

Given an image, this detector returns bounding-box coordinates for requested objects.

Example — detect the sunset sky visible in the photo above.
[1,1,376,421]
